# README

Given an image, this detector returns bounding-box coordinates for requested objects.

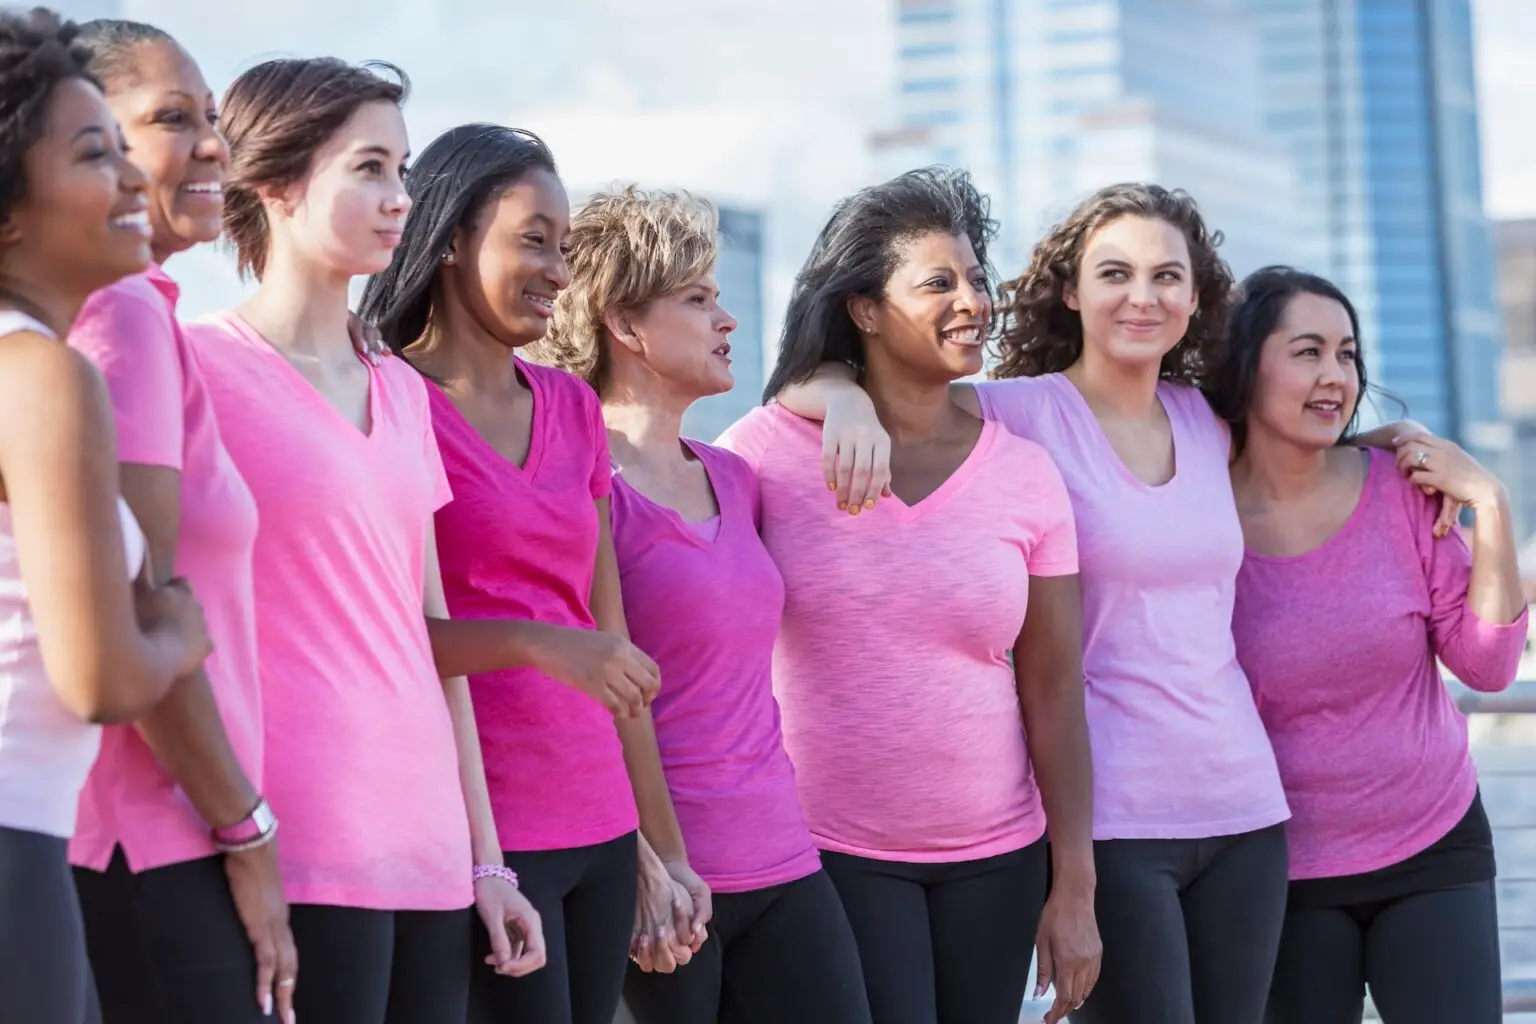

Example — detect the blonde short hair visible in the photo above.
[534,186,719,390]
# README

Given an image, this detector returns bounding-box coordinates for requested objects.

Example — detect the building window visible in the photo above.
[901,42,957,59]
[902,77,959,94]
[898,8,955,25]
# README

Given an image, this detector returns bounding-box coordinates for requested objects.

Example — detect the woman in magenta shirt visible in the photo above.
[1209,266,1527,1024]
[725,169,1099,1024]
[66,21,296,1024]
[532,186,872,1023]
[183,62,543,1023]
[359,125,696,1024]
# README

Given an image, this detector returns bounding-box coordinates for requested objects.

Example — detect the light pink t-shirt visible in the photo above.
[974,375,1290,840]
[717,404,1076,863]
[431,358,637,853]
[1235,448,1529,879]
[611,440,819,892]
[67,267,264,874]
[186,312,472,911]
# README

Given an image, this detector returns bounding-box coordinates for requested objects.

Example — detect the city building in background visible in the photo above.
[1493,218,1536,542]
[1246,0,1509,463]
[682,206,767,442]
[875,0,1303,278]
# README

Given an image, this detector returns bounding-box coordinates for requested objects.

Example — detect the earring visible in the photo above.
[441,251,455,265]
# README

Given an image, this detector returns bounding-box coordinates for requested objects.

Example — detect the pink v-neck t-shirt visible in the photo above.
[974,375,1289,841]
[1234,448,1528,879]
[430,358,637,853]
[186,312,471,911]
[67,268,264,874]
[717,404,1076,863]
[611,440,818,892]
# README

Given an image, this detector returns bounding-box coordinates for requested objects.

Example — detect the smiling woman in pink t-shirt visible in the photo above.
[359,125,689,1024]
[183,62,544,1023]
[724,168,1099,1024]
[530,186,872,1024]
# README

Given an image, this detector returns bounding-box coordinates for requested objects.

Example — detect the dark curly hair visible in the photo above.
[0,7,97,227]
[991,183,1233,383]
[763,165,997,402]
[220,57,408,279]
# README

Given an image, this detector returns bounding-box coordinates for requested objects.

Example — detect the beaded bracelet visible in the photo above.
[472,863,520,889]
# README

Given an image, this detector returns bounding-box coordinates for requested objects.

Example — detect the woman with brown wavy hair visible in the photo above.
[776,182,1437,1023]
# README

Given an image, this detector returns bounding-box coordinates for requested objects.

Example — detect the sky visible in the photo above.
[50,0,1536,336]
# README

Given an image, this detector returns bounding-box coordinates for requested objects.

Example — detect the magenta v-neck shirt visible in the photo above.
[430,358,637,853]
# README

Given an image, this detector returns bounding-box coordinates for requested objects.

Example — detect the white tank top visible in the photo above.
[0,311,147,838]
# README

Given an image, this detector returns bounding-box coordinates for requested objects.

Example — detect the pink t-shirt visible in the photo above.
[1234,448,1529,879]
[430,358,636,852]
[717,404,1076,863]
[974,375,1290,840]
[186,312,471,911]
[66,268,264,874]
[611,440,819,892]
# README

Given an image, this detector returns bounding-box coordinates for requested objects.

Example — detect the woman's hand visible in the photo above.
[822,390,892,514]
[1390,429,1466,537]
[223,841,298,1024]
[1394,434,1502,534]
[473,876,547,978]
[530,624,660,719]
[661,859,712,953]
[1033,887,1101,1024]
[133,576,213,677]
[630,855,697,974]
[346,312,389,365]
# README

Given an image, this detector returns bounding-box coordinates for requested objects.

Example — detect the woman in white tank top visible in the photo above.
[0,10,212,1023]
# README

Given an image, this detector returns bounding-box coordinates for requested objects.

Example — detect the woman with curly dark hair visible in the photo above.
[777,182,1438,1023]
[722,167,1099,1024]
[0,7,215,1021]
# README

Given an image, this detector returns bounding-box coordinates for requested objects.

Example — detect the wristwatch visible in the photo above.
[212,797,277,851]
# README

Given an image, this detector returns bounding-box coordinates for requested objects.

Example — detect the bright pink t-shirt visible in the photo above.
[611,440,819,892]
[1234,448,1529,879]
[974,375,1290,840]
[717,404,1076,863]
[66,268,264,874]
[430,358,637,852]
[186,312,471,911]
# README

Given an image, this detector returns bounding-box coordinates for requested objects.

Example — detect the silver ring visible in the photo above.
[276,979,296,988]
[1416,450,1429,467]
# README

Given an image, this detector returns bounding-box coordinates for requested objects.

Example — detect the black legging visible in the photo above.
[0,825,99,1024]
[622,868,871,1024]
[821,840,1048,1024]
[471,831,638,1024]
[1070,824,1289,1024]
[75,848,266,1024]
[1266,879,1501,1024]
[287,903,473,1022]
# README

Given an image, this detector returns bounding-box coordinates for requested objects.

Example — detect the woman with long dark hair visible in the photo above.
[0,9,211,1021]
[184,63,543,1023]
[360,124,695,1024]
[721,167,1099,1024]
[1209,266,1526,1024]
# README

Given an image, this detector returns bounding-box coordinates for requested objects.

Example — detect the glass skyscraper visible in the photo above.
[1243,0,1504,455]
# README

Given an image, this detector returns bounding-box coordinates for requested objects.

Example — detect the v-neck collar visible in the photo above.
[615,438,728,550]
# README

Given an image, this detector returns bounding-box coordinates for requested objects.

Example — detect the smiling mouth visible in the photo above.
[525,292,556,315]
[181,182,222,198]
[110,210,151,237]
[941,325,983,347]
[1305,400,1343,415]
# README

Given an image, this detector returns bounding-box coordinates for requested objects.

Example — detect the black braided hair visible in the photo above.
[0,7,97,226]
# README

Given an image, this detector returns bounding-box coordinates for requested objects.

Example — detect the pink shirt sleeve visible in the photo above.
[1025,449,1078,577]
[714,405,781,473]
[582,384,613,502]
[69,282,184,470]
[1402,472,1529,692]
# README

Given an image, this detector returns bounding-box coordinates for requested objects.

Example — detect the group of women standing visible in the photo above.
[0,8,1526,1024]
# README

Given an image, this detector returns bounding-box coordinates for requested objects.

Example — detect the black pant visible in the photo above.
[623,868,872,1024]
[288,903,472,1022]
[471,831,638,1024]
[1266,879,1501,1024]
[0,825,99,1024]
[1069,824,1288,1024]
[74,848,264,1024]
[821,840,1048,1024]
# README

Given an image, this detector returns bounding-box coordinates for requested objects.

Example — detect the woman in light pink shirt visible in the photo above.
[183,62,544,1024]
[532,186,873,1024]
[1209,266,1527,1024]
[0,10,212,1022]
[359,125,691,1024]
[726,169,1099,1024]
[778,184,1435,1024]
[66,22,304,1024]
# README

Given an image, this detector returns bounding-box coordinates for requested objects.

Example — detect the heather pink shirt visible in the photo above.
[611,440,819,892]
[717,405,1076,862]
[1234,448,1529,879]
[186,312,471,911]
[431,358,636,852]
[66,268,263,873]
[974,375,1290,840]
